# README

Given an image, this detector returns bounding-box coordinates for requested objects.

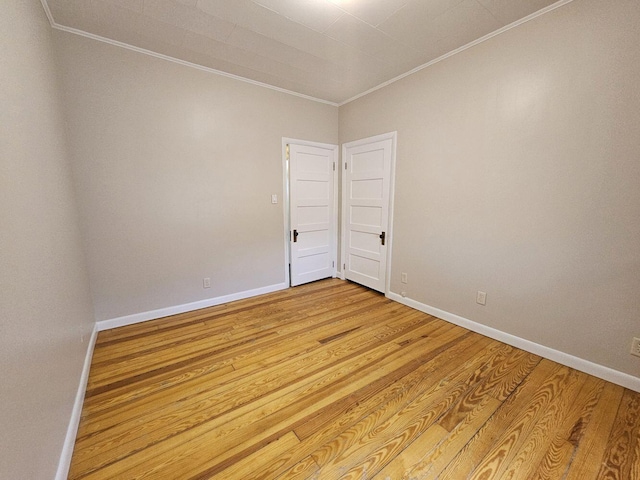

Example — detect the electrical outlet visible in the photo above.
[401,272,408,284]
[631,337,640,357]
[203,277,211,289]
[476,291,487,306]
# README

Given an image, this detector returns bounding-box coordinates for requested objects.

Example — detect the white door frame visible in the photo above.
[340,131,397,295]
[282,137,339,287]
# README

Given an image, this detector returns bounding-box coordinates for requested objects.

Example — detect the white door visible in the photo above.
[289,142,337,287]
[342,133,395,293]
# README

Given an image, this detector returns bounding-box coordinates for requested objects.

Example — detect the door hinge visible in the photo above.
[343,263,346,270]
[332,261,335,268]
[286,144,290,160]
[345,162,347,170]
[333,162,335,171]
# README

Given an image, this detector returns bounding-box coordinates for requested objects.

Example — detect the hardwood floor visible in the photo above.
[69,279,640,479]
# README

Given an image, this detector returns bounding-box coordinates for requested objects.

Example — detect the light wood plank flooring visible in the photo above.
[70,279,640,479]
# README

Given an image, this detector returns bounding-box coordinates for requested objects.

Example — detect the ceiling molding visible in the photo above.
[40,0,574,109]
[338,0,575,106]
[40,0,339,107]
[39,0,55,25]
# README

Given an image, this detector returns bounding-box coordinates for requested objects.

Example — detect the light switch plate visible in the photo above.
[476,291,487,305]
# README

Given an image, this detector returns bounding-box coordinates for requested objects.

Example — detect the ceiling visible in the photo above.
[44,0,562,104]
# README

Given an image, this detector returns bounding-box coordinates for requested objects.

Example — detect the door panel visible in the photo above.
[289,143,337,287]
[342,135,394,293]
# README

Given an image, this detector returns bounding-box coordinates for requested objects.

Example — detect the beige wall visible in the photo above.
[2,2,637,476]
[340,0,640,377]
[53,31,338,322]
[0,2,95,478]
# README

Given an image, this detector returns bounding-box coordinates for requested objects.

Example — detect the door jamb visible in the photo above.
[282,137,339,288]
[340,131,397,295]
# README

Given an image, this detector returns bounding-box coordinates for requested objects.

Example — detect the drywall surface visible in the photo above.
[340,0,640,377]
[53,31,338,322]
[0,1,95,478]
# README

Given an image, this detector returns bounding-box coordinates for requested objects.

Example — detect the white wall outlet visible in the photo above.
[476,291,487,305]
[271,194,278,204]
[203,277,211,288]
[401,272,408,284]
[631,337,640,357]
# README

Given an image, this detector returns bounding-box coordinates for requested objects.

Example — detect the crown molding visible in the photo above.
[39,0,55,25]
[39,1,339,107]
[338,0,575,106]
[39,0,574,112]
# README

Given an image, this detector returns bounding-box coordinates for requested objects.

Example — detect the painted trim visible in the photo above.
[55,324,98,480]
[331,144,339,280]
[44,21,338,108]
[41,0,573,107]
[341,132,397,295]
[96,282,288,331]
[384,133,397,296]
[387,291,640,393]
[39,0,55,25]
[338,0,575,106]
[282,139,292,288]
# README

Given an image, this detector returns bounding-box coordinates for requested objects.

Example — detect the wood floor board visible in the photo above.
[69,279,640,480]
[597,388,640,479]
[495,369,589,479]
[529,375,604,479]
[564,381,625,480]
[71,324,419,476]
[79,312,407,440]
[428,359,565,479]
[264,335,493,480]
[169,331,480,480]
[76,329,396,457]
[76,336,404,478]
[306,337,537,478]
[85,293,388,403]
[79,301,412,426]
[91,288,375,370]
[87,293,387,391]
[95,280,355,345]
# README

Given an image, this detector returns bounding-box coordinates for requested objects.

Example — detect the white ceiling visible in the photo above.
[44,0,562,104]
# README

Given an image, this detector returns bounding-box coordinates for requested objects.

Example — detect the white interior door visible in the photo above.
[289,142,337,286]
[342,133,395,293]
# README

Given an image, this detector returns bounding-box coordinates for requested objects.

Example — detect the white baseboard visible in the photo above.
[387,291,640,392]
[55,324,98,480]
[96,282,289,332]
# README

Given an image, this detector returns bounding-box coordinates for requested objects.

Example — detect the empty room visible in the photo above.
[2,0,639,479]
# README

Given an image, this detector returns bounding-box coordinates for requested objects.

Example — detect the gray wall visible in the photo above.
[340,0,640,377]
[53,31,338,322]
[0,2,95,478]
